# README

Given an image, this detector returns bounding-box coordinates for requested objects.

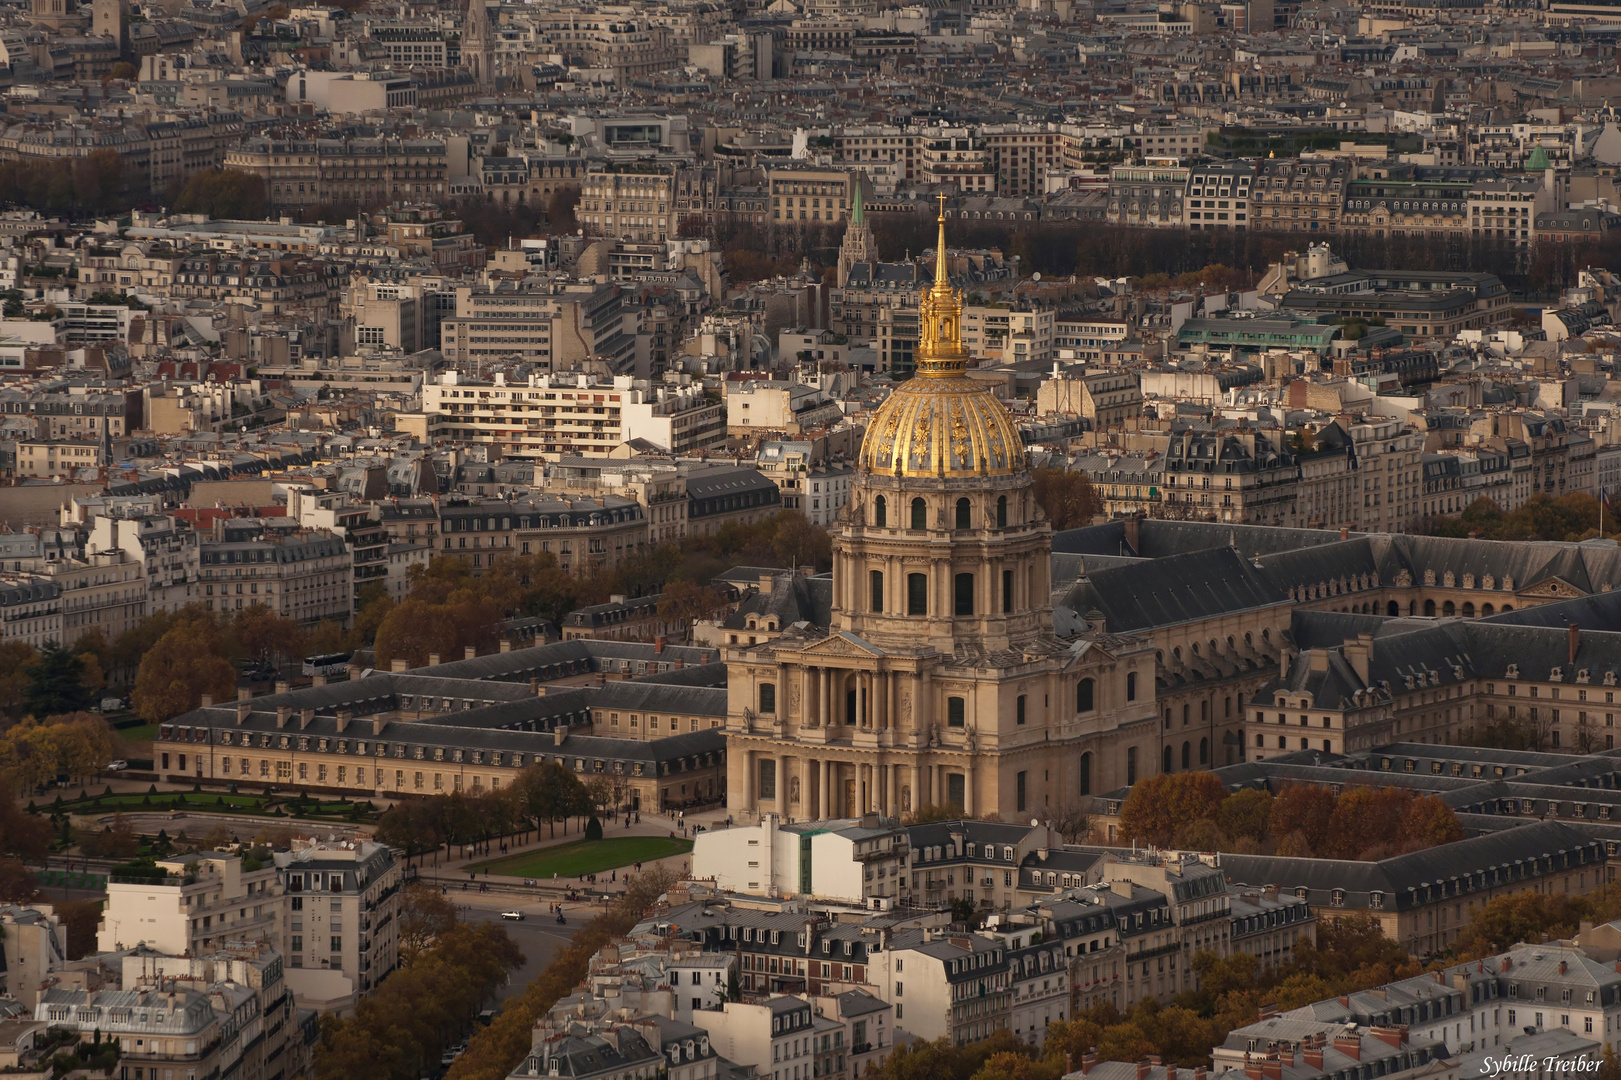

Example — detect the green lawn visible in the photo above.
[117,725,161,744]
[468,837,692,880]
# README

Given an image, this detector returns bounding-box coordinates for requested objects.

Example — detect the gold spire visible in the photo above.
[914,193,969,379]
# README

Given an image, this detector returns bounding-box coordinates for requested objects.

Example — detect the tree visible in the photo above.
[0,641,35,716]
[233,605,307,669]
[171,168,268,220]
[1399,794,1464,849]
[1030,469,1103,531]
[1047,800,1092,843]
[22,642,92,718]
[1323,786,1414,859]
[1452,892,1593,960]
[1117,772,1226,847]
[771,511,833,572]
[657,580,731,639]
[133,623,238,722]
[1268,784,1337,854]
[1215,788,1273,843]
[399,882,459,966]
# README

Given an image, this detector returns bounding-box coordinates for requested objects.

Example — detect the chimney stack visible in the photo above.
[371,715,385,736]
[500,638,512,653]
[300,707,314,729]
[390,659,408,673]
[276,707,291,729]
[336,710,351,734]
[465,645,477,660]
[312,674,326,687]
[1137,1060,1152,1080]
[655,637,667,654]
[200,694,213,708]
[274,681,289,695]
[1082,1052,1099,1075]
[1333,1035,1361,1061]
[428,653,440,667]
[554,726,567,746]
[237,687,251,702]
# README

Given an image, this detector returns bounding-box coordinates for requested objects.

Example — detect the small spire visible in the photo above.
[934,192,949,289]
[851,176,864,225]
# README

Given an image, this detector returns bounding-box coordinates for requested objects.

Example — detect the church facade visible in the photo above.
[724,206,1160,822]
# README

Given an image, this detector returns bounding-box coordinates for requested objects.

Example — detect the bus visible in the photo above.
[302,653,352,677]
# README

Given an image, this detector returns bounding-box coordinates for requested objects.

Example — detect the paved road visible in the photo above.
[459,901,581,1003]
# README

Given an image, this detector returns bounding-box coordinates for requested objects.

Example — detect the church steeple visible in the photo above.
[835,170,876,289]
[465,0,494,91]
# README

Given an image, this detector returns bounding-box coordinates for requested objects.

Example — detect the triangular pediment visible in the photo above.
[800,631,887,658]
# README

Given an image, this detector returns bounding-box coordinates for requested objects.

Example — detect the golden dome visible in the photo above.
[858,198,1025,478]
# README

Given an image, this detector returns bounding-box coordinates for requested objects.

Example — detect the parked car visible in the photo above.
[105,760,128,772]
[500,910,525,921]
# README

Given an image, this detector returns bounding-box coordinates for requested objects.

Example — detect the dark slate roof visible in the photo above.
[1061,546,1291,633]
[1053,520,1358,559]
[722,572,833,631]
[1481,589,1621,630]
[1217,820,1601,913]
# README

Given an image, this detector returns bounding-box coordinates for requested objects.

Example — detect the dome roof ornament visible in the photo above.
[915,193,971,380]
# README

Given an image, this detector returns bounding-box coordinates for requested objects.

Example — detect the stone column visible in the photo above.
[886,672,896,731]
[820,668,831,727]
[801,758,814,819]
[890,763,902,817]
[909,764,921,816]
[963,759,975,817]
[741,749,755,811]
[821,758,833,819]
[801,665,812,727]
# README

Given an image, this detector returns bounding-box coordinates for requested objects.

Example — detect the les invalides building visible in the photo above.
[724,207,1160,822]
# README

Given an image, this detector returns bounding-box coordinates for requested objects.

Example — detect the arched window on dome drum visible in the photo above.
[907,573,927,615]
[953,573,974,616]
[910,498,927,530]
[869,570,883,613]
[997,495,1007,528]
[1077,678,1094,713]
[955,498,971,529]
[873,496,886,527]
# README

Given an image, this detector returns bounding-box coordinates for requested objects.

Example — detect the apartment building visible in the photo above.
[579,167,678,242]
[35,550,145,644]
[693,996,847,1080]
[768,166,857,226]
[97,853,283,957]
[274,838,401,1011]
[1106,162,1190,227]
[0,580,60,648]
[419,372,717,460]
[868,928,1010,1046]
[1251,157,1348,231]
[1469,176,1552,245]
[224,137,450,211]
[982,124,1061,198]
[0,385,140,439]
[920,128,994,193]
[437,281,633,372]
[439,494,647,574]
[197,519,353,626]
[88,514,199,614]
[833,126,918,193]
[1184,160,1254,229]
